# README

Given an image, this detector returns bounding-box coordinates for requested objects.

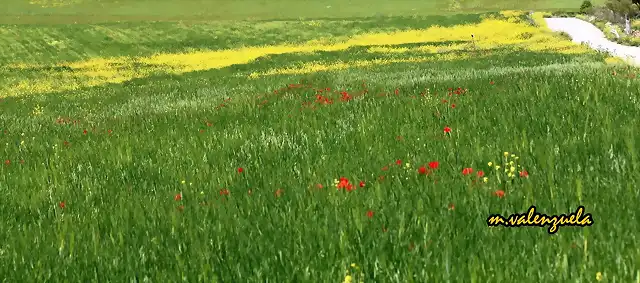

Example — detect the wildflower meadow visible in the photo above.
[0,2,638,282]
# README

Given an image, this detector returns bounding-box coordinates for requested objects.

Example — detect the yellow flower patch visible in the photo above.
[4,11,597,96]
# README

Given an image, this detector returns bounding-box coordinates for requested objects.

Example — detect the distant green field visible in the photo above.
[1,0,605,23]
[0,7,638,283]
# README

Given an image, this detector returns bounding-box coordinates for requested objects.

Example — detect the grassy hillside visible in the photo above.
[0,8,637,283]
[1,0,605,23]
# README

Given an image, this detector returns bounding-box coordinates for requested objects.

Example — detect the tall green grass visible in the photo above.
[0,13,638,283]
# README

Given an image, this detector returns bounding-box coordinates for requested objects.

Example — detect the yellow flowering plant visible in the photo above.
[486,151,529,189]
[342,263,364,283]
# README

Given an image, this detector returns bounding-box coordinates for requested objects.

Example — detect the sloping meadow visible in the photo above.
[0,10,639,282]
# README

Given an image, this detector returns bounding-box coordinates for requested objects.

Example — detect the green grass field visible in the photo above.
[0,0,605,23]
[0,2,638,283]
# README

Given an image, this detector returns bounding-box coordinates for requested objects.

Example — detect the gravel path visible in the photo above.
[544,17,640,66]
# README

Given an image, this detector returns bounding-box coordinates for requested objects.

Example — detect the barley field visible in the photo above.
[0,1,638,282]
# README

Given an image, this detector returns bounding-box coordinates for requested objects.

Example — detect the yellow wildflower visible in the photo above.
[405,163,411,169]
[181,180,186,184]
[511,154,516,158]
[596,272,603,281]
[515,156,519,160]
[483,177,488,183]
[488,162,493,167]
[31,104,43,116]
[509,161,514,165]
[343,275,353,283]
[503,152,509,157]
[510,166,516,172]
[495,165,501,170]
[508,173,514,178]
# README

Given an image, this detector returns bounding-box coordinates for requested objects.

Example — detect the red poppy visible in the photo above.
[107,129,113,134]
[237,167,244,173]
[336,177,350,189]
[418,165,428,175]
[442,99,448,103]
[316,184,323,189]
[219,189,230,196]
[444,126,452,133]
[83,129,88,135]
[345,183,355,192]
[58,201,66,209]
[395,159,402,166]
[394,89,399,95]
[494,190,505,198]
[359,181,365,188]
[520,170,529,178]
[381,166,389,171]
[206,122,213,127]
[199,129,205,133]
[366,210,374,218]
[448,203,455,210]
[4,160,9,165]
[429,161,439,169]
[490,81,495,85]
[378,175,385,182]
[462,168,473,176]
[174,193,182,201]
[274,188,284,197]
[451,104,456,109]
[340,91,352,102]
[477,170,485,177]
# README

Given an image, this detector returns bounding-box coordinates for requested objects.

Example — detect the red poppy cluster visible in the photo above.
[418,161,439,175]
[336,177,356,192]
[447,87,468,96]
[255,81,388,113]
